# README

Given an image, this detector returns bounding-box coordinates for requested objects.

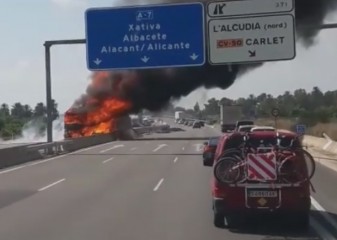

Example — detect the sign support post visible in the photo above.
[43,39,86,144]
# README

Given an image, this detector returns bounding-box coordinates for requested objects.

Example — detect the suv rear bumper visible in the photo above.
[213,195,311,215]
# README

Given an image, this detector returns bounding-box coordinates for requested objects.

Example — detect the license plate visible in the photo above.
[248,190,277,198]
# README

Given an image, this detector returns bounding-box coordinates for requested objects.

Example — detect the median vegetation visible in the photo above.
[0,101,59,140]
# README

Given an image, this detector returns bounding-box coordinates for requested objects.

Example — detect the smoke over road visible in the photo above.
[65,0,337,137]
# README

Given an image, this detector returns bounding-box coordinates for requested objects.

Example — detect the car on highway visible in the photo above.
[211,130,315,229]
[237,125,255,132]
[192,121,202,128]
[221,123,236,133]
[250,126,276,132]
[203,136,219,166]
[235,120,255,131]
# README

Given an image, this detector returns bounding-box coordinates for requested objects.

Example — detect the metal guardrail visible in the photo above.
[26,140,72,156]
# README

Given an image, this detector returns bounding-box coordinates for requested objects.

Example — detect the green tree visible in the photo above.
[310,87,324,110]
[219,97,233,106]
[193,102,200,113]
[33,102,46,118]
[51,99,59,121]
[11,102,25,119]
[174,106,186,112]
[0,118,5,131]
[23,104,33,119]
[203,98,219,116]
[0,103,10,117]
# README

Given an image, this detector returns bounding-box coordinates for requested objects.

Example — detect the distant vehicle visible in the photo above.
[221,124,236,133]
[203,137,219,166]
[237,125,255,132]
[250,126,276,132]
[199,121,205,127]
[155,124,170,133]
[192,121,202,128]
[220,105,242,125]
[211,130,315,229]
[188,121,194,126]
[235,120,254,130]
[142,119,152,126]
[175,111,183,122]
[132,122,143,128]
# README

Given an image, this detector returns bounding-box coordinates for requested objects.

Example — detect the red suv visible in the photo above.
[211,130,315,228]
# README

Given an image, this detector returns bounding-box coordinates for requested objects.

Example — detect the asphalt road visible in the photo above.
[0,123,336,239]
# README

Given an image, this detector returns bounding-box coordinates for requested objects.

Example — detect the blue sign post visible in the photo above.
[296,124,306,136]
[85,3,205,70]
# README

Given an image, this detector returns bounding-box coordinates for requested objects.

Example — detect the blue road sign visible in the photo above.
[296,124,306,135]
[85,3,205,70]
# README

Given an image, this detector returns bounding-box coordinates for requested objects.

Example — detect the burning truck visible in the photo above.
[63,72,136,139]
[64,111,134,140]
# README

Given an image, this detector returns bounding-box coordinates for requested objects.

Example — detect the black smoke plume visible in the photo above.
[73,0,337,113]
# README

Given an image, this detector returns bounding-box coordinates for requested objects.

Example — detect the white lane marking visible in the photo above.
[100,144,124,153]
[0,165,28,175]
[28,155,66,166]
[38,178,65,192]
[311,196,337,230]
[130,147,137,151]
[0,141,118,175]
[182,147,185,151]
[173,157,178,163]
[152,144,167,152]
[75,142,115,153]
[310,217,336,240]
[102,157,114,164]
[153,178,164,191]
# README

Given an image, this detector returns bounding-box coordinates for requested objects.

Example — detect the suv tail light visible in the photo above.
[212,180,227,198]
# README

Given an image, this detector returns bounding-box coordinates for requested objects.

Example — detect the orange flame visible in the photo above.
[64,72,132,138]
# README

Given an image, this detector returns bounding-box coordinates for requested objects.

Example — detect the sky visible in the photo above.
[0,0,336,113]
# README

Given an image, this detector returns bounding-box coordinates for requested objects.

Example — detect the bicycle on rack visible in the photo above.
[213,131,315,185]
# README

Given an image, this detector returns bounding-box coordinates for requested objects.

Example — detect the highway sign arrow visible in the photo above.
[190,53,199,61]
[141,56,150,63]
[249,50,256,57]
[93,58,102,65]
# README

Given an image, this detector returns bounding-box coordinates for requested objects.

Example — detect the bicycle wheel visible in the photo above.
[221,148,244,161]
[299,149,316,180]
[278,148,316,184]
[214,157,243,184]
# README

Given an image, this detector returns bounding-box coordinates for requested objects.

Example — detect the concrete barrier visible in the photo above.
[0,144,43,169]
[302,134,337,155]
[63,134,117,152]
[0,133,117,169]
